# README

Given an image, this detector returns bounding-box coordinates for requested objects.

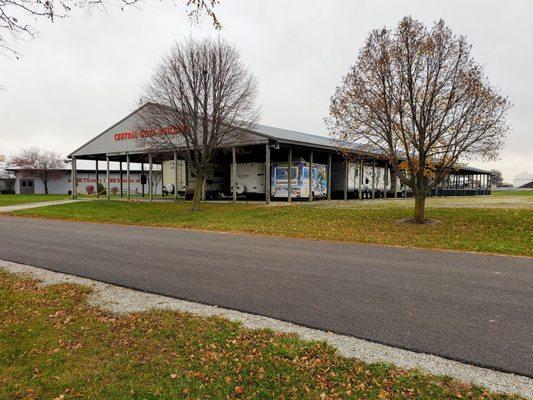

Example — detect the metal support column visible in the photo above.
[141,163,145,198]
[95,160,99,198]
[71,157,77,199]
[343,159,348,200]
[174,151,178,201]
[106,155,110,200]
[119,161,123,197]
[265,143,271,204]
[126,154,131,200]
[371,160,376,199]
[327,153,332,201]
[232,146,237,203]
[287,146,292,203]
[391,169,398,199]
[384,161,389,198]
[148,153,153,201]
[308,151,313,202]
[358,159,363,200]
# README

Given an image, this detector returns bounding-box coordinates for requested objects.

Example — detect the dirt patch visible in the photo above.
[396,217,442,225]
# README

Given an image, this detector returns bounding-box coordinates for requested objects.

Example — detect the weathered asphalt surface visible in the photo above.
[0,216,531,376]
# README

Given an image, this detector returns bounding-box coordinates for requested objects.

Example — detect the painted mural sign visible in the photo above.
[271,162,327,198]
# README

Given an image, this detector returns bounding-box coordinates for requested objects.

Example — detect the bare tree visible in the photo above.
[10,147,63,194]
[490,169,503,187]
[327,16,510,223]
[138,37,258,211]
[0,0,220,58]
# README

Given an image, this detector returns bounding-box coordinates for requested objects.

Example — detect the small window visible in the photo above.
[28,181,33,187]
[21,181,26,187]
[365,178,369,184]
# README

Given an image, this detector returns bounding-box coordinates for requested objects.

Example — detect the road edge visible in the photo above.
[1,259,531,399]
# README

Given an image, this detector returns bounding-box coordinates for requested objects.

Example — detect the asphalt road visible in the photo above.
[0,216,531,376]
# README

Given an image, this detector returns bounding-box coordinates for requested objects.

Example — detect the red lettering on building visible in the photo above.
[114,126,186,141]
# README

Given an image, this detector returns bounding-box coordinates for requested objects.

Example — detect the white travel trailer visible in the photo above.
[331,162,403,198]
[162,159,328,199]
[162,159,187,194]
[163,160,266,199]
[230,163,266,197]
[162,160,230,199]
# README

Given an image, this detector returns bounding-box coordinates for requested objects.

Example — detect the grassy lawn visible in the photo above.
[0,194,72,207]
[0,272,522,400]
[10,194,533,256]
[491,190,533,197]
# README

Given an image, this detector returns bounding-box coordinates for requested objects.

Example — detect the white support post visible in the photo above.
[384,161,389,199]
[343,159,348,201]
[358,159,363,200]
[148,153,153,201]
[308,150,313,202]
[287,146,292,203]
[95,160,99,198]
[265,144,271,204]
[174,151,178,201]
[71,157,77,199]
[232,146,237,204]
[106,155,110,200]
[126,154,131,201]
[391,165,399,199]
[371,160,376,199]
[119,161,123,197]
[141,163,145,198]
[327,153,332,201]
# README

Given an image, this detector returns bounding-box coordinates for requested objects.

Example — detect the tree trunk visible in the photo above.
[192,174,204,211]
[44,180,49,195]
[413,191,426,223]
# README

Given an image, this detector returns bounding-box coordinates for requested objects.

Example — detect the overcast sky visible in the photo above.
[0,0,531,182]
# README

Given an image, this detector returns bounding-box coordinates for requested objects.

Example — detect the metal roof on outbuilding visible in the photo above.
[69,103,492,174]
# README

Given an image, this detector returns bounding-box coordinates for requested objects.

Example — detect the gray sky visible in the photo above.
[0,0,531,182]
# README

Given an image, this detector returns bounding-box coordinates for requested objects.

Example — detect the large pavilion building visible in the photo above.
[69,104,493,202]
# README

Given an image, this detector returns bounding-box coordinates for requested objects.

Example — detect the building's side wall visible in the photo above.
[14,171,161,195]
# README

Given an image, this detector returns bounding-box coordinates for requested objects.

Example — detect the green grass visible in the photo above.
[0,272,522,399]
[0,194,70,206]
[491,190,533,197]
[10,195,533,256]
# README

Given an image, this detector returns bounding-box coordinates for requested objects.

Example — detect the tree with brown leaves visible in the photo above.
[139,37,258,211]
[0,0,220,58]
[10,147,64,194]
[327,16,510,223]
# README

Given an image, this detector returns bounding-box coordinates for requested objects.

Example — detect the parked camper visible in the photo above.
[230,163,265,198]
[271,161,328,199]
[162,160,187,195]
[331,162,402,198]
[162,160,229,199]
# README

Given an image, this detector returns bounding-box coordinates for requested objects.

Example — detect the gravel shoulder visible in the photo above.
[1,259,531,399]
